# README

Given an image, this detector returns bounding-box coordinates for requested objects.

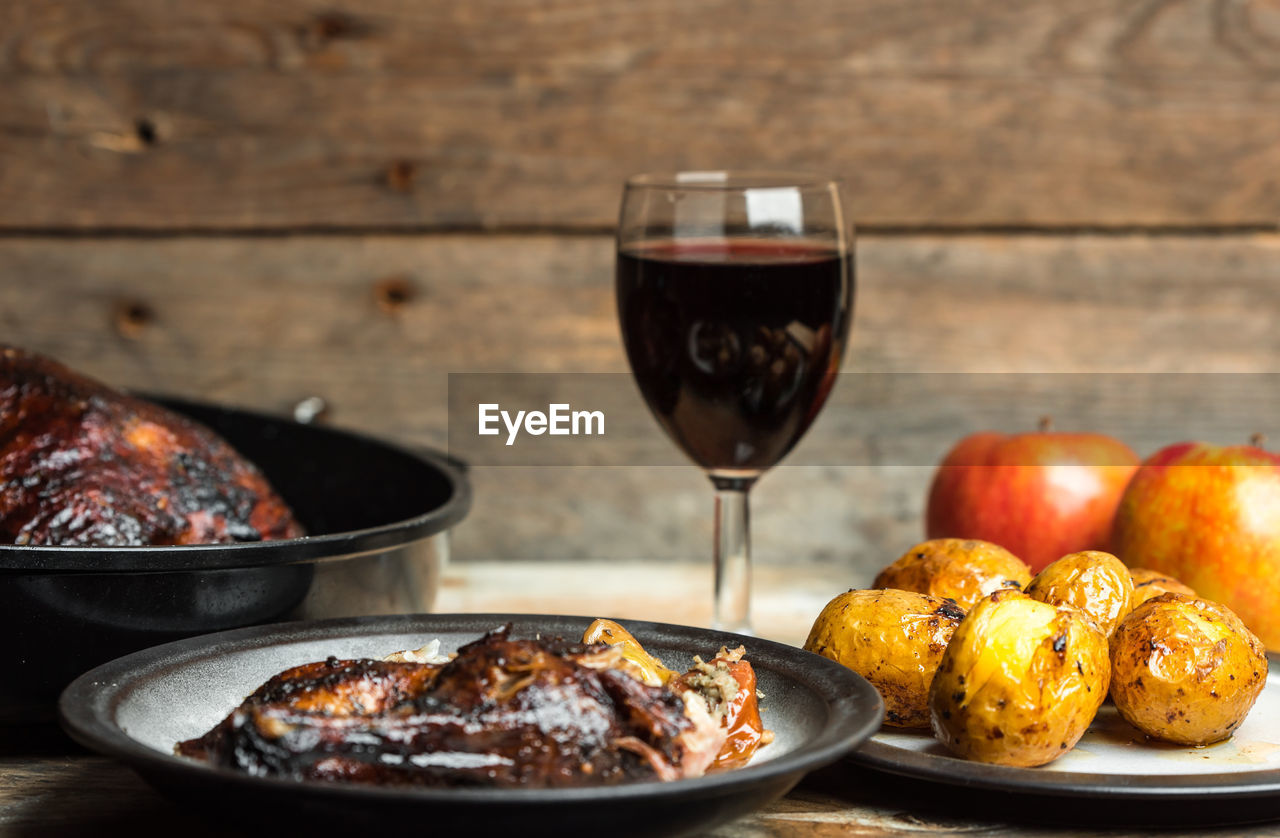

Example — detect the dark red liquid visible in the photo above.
[617,239,853,477]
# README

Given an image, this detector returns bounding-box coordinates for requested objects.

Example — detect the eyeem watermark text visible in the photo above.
[478,403,605,446]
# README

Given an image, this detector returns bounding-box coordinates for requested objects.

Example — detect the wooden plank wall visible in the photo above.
[2,1,1278,580]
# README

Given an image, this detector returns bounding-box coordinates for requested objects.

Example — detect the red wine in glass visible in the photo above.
[616,172,854,632]
[618,239,853,479]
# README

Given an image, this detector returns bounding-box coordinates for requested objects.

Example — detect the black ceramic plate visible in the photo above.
[60,614,883,837]
[848,656,1280,826]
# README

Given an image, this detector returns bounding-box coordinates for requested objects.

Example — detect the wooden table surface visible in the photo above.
[4,560,1278,836]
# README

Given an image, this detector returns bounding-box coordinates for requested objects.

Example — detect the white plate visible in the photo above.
[850,655,1280,819]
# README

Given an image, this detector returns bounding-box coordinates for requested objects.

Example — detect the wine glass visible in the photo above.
[616,171,855,633]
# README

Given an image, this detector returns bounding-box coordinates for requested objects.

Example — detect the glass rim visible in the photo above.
[624,170,841,191]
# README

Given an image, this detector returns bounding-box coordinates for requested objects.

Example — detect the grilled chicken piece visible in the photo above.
[0,345,302,546]
[176,657,442,763]
[179,627,729,788]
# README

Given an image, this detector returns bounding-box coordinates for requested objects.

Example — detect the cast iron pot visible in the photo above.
[0,397,470,721]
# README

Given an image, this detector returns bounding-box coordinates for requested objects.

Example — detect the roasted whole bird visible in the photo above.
[0,345,303,546]
[178,622,770,787]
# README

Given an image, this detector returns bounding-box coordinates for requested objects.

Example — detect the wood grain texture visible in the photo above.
[1,232,1277,569]
[4,0,1280,229]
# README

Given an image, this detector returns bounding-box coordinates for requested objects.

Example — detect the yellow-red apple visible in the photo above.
[1111,441,1280,650]
[926,428,1140,573]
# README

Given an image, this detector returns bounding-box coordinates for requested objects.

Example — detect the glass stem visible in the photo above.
[712,482,753,634]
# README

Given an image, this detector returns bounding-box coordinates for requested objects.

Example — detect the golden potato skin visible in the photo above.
[805,589,966,728]
[1026,550,1134,637]
[873,538,1032,610]
[1128,567,1196,607]
[929,589,1110,766]
[1110,593,1267,745]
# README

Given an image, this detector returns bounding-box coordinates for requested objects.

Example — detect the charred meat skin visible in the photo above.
[179,628,727,788]
[176,657,441,762]
[0,345,303,546]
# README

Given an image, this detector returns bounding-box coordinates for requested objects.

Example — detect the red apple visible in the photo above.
[1111,441,1280,650]
[926,426,1140,573]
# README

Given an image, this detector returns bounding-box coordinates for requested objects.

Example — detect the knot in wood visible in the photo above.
[373,275,416,314]
[113,300,155,340]
[300,12,374,50]
[385,160,417,193]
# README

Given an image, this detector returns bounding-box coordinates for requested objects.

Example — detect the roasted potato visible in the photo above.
[804,589,965,728]
[873,538,1032,609]
[1026,550,1134,637]
[1128,567,1197,608]
[929,589,1110,766]
[1110,593,1267,745]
